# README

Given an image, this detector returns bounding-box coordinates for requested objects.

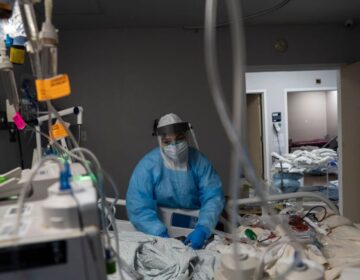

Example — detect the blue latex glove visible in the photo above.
[184,226,209,249]
[159,231,170,238]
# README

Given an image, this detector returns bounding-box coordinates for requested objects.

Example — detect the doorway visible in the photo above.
[287,90,338,153]
[285,90,339,187]
[246,93,265,179]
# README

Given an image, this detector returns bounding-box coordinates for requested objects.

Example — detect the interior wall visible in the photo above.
[326,90,338,139]
[245,70,338,179]
[55,28,233,198]
[0,23,353,193]
[244,24,359,67]
[0,132,19,172]
[288,91,328,142]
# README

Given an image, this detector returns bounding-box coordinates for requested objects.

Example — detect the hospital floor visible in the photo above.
[304,174,337,186]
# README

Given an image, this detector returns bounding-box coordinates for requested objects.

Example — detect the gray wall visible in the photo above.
[55,28,232,198]
[288,91,328,142]
[57,23,359,198]
[0,131,19,172]
[287,90,338,143]
[1,23,359,194]
[245,24,359,67]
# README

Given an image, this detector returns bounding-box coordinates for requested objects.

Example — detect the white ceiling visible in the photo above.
[34,0,360,29]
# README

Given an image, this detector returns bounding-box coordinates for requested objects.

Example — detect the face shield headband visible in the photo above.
[152,121,190,137]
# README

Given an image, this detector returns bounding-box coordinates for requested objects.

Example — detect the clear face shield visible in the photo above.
[153,120,200,171]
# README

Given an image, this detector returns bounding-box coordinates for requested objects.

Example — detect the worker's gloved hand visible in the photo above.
[184,225,209,249]
[159,231,170,238]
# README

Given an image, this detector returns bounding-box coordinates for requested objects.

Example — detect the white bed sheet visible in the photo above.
[107,230,224,280]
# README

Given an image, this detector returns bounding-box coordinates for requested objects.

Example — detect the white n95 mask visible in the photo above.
[163,141,188,163]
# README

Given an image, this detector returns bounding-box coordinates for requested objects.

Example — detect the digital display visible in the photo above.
[0,240,67,273]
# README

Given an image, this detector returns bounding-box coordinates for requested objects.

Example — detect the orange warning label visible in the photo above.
[50,122,69,140]
[36,74,71,101]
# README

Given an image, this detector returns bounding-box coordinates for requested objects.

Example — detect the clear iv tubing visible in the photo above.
[204,0,304,278]
[23,125,137,279]
[19,0,86,180]
[0,39,20,112]
[18,2,129,279]
[27,126,119,229]
[14,155,64,236]
[44,0,52,23]
[0,69,20,112]
[19,1,42,77]
[42,0,58,78]
[29,126,121,219]
[28,121,129,279]
[19,0,80,168]
[26,123,120,216]
[18,0,53,148]
[254,240,300,280]
[19,0,118,266]
[70,147,112,247]
[70,148,140,279]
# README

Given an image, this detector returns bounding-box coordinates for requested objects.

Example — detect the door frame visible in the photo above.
[283,87,338,155]
[246,90,269,181]
[283,86,343,214]
[247,67,343,213]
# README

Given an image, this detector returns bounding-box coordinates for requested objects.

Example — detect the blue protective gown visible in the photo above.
[126,147,225,237]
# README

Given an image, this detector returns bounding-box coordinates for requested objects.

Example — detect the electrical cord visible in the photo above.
[204,0,305,279]
[70,147,111,246]
[303,205,327,223]
[25,123,120,218]
[24,124,121,264]
[25,124,84,161]
[205,0,300,243]
[14,155,63,236]
[107,200,142,280]
[102,169,120,221]
[275,129,285,191]
[19,1,124,278]
[24,82,112,250]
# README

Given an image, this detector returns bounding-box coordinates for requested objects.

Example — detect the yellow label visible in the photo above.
[36,74,71,101]
[10,47,25,64]
[50,122,69,140]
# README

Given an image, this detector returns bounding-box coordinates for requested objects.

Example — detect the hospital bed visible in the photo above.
[270,148,339,204]
[105,192,359,280]
[107,192,339,235]
[235,191,339,215]
[106,198,200,237]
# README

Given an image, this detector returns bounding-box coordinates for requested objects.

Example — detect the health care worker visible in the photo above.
[126,113,225,249]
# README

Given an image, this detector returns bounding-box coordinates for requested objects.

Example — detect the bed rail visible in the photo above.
[232,192,339,215]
